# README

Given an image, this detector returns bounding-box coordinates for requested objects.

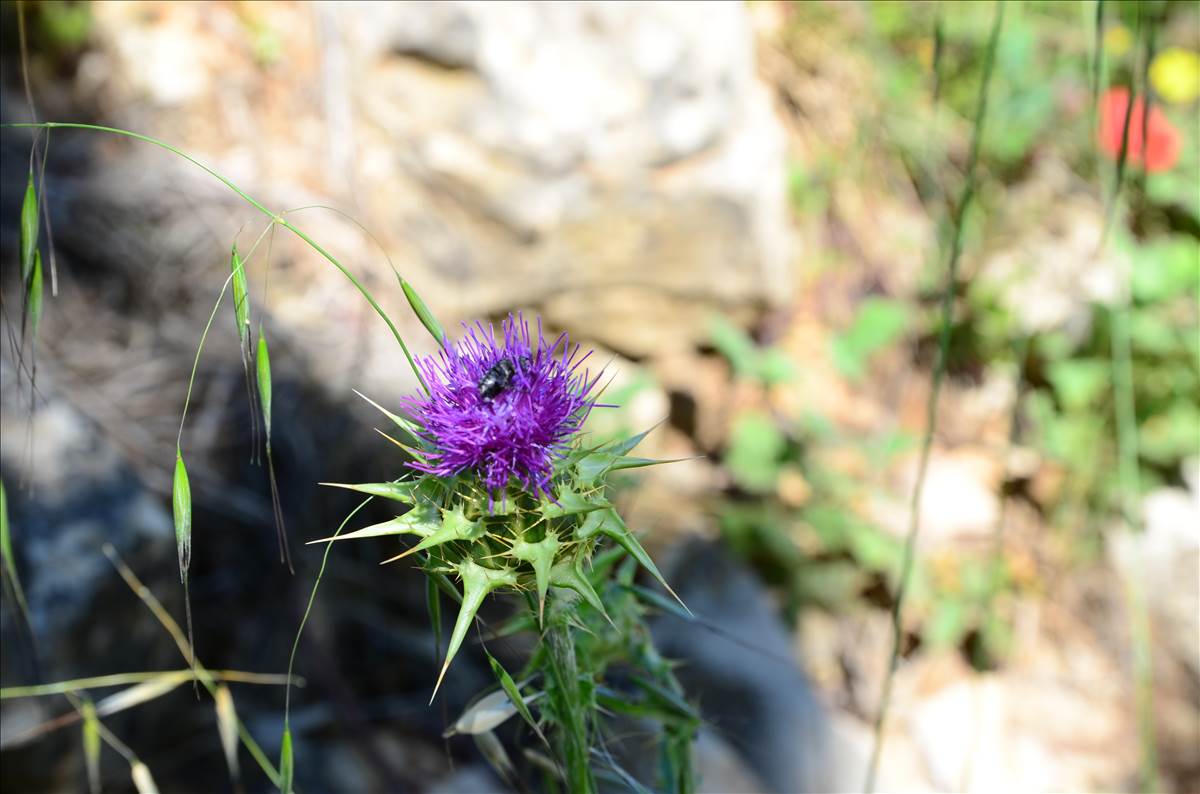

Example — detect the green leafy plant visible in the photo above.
[2,118,698,794]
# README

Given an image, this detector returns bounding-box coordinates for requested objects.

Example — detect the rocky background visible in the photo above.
[2,2,1198,793]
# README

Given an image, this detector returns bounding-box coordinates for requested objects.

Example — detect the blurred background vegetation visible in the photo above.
[1,1,1197,793]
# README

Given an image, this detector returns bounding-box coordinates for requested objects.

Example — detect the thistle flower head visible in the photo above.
[402,313,599,498]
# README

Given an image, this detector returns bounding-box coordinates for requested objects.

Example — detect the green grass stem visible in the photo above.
[864,4,1004,791]
[101,544,282,788]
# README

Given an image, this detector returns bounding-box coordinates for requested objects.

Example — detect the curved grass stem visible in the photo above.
[1,121,427,393]
[864,3,1004,791]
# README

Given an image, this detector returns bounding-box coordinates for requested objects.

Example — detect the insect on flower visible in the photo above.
[477,355,532,402]
[402,314,602,499]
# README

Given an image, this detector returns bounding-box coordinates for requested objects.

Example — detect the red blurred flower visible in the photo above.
[1097,87,1182,173]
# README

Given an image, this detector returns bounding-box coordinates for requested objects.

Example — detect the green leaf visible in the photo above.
[0,480,30,628]
[1131,237,1200,303]
[831,297,910,381]
[256,331,273,440]
[430,569,463,605]
[758,348,796,385]
[848,525,902,574]
[1127,311,1179,356]
[379,505,484,564]
[628,674,698,723]
[172,451,192,583]
[924,597,969,649]
[709,314,759,378]
[1046,359,1110,410]
[726,411,785,493]
[574,421,669,485]
[27,251,44,337]
[628,584,693,623]
[431,560,519,702]
[400,278,445,345]
[549,556,611,624]
[82,700,101,794]
[608,422,662,458]
[539,487,604,518]
[231,244,250,347]
[306,505,441,545]
[485,651,547,746]
[278,725,293,794]
[510,532,559,622]
[584,509,688,614]
[426,574,442,665]
[1139,401,1200,465]
[575,452,621,486]
[318,481,417,503]
[20,173,38,283]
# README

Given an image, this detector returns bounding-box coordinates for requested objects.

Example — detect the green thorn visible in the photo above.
[431,560,519,703]
[511,532,560,625]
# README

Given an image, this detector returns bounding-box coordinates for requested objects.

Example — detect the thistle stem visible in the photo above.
[544,610,596,794]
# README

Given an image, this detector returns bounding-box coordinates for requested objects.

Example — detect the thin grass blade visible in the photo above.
[864,4,1005,790]
[231,244,250,347]
[20,172,37,281]
[95,674,187,717]
[485,650,549,748]
[26,251,43,338]
[319,481,416,503]
[279,725,294,794]
[256,330,292,570]
[82,700,101,794]
[0,480,31,629]
[257,332,273,442]
[426,573,443,667]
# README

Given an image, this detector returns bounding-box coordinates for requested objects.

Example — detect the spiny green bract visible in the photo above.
[313,421,681,701]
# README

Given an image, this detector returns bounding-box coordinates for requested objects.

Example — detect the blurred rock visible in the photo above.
[654,540,832,794]
[1146,516,1200,782]
[873,447,1002,549]
[824,710,934,793]
[426,765,504,794]
[982,159,1124,338]
[1109,477,1200,675]
[0,362,174,673]
[73,0,789,373]
[907,673,1127,793]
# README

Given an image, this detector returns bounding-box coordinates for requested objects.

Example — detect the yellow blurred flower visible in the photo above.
[1150,47,1200,105]
[1104,25,1132,57]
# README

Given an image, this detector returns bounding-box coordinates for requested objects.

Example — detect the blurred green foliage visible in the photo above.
[706,0,1198,672]
[831,298,911,381]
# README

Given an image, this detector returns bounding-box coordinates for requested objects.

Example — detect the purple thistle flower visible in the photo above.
[402,314,601,498]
